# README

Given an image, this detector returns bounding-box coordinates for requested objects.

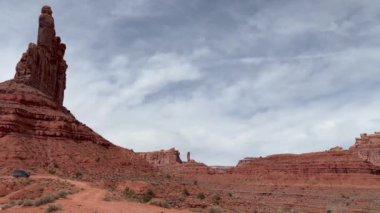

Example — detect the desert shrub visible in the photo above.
[212,194,221,205]
[228,192,232,197]
[208,205,223,213]
[45,204,62,212]
[123,187,136,199]
[74,171,82,179]
[103,192,113,201]
[326,210,332,213]
[48,168,56,175]
[166,174,171,179]
[193,180,198,185]
[34,195,56,206]
[142,189,155,203]
[182,189,190,196]
[149,198,170,208]
[53,161,59,169]
[95,157,100,162]
[21,199,34,206]
[57,191,68,198]
[197,192,206,200]
[1,202,16,209]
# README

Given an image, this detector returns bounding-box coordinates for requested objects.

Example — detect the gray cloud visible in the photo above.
[0,1,380,165]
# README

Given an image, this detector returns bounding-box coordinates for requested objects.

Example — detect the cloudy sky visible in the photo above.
[1,1,380,165]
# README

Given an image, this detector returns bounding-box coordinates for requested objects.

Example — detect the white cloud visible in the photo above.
[111,0,166,18]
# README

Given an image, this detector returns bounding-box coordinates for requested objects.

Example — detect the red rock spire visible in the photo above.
[14,5,67,107]
[38,5,56,48]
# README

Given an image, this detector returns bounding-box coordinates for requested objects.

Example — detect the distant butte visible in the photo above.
[1,5,380,212]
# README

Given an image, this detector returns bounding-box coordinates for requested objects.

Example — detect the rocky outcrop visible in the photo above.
[350,132,380,166]
[234,132,380,176]
[14,5,67,107]
[234,150,380,175]
[0,6,153,178]
[0,5,110,148]
[0,80,111,146]
[329,146,343,152]
[138,148,230,175]
[138,148,182,166]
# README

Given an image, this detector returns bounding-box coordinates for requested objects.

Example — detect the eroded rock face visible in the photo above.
[0,6,153,178]
[350,132,380,166]
[14,5,67,107]
[138,148,182,166]
[234,150,380,175]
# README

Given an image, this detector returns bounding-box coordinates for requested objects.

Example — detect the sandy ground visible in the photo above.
[1,175,190,213]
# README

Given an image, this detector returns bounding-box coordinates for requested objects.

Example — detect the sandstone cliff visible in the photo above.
[351,132,380,166]
[0,6,152,179]
[138,148,182,166]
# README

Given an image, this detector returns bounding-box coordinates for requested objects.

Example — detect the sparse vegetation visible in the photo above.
[193,180,198,185]
[166,174,171,179]
[123,187,136,199]
[57,191,68,198]
[197,192,206,200]
[208,205,223,213]
[182,188,190,196]
[95,157,100,162]
[212,194,221,205]
[149,198,170,208]
[142,189,155,203]
[53,161,59,169]
[48,168,56,175]
[34,191,70,206]
[228,192,232,197]
[122,187,159,203]
[34,195,57,206]
[74,171,82,179]
[45,204,62,212]
[0,189,72,209]
[1,202,16,210]
[103,192,113,201]
[21,199,34,206]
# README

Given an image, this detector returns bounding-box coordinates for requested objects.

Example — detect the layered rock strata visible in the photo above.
[351,132,380,166]
[0,6,152,178]
[14,6,67,107]
[235,150,380,175]
[138,148,182,166]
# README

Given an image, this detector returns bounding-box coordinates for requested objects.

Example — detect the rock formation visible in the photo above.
[233,133,380,176]
[187,151,190,162]
[350,132,380,166]
[2,6,380,212]
[0,6,152,178]
[138,148,182,166]
[234,150,380,175]
[14,5,67,107]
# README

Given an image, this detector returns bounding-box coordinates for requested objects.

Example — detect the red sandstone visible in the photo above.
[1,5,380,212]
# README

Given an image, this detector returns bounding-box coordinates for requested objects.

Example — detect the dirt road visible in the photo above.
[1,174,190,213]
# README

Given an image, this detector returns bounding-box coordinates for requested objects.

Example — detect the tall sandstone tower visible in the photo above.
[0,6,152,177]
[14,5,67,107]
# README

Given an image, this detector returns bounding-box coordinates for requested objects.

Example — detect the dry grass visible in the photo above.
[34,191,71,206]
[45,204,62,212]
[149,198,170,208]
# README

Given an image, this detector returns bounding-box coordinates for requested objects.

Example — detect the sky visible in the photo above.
[1,1,380,166]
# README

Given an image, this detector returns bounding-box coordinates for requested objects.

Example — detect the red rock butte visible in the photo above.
[0,6,152,178]
[1,5,380,212]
